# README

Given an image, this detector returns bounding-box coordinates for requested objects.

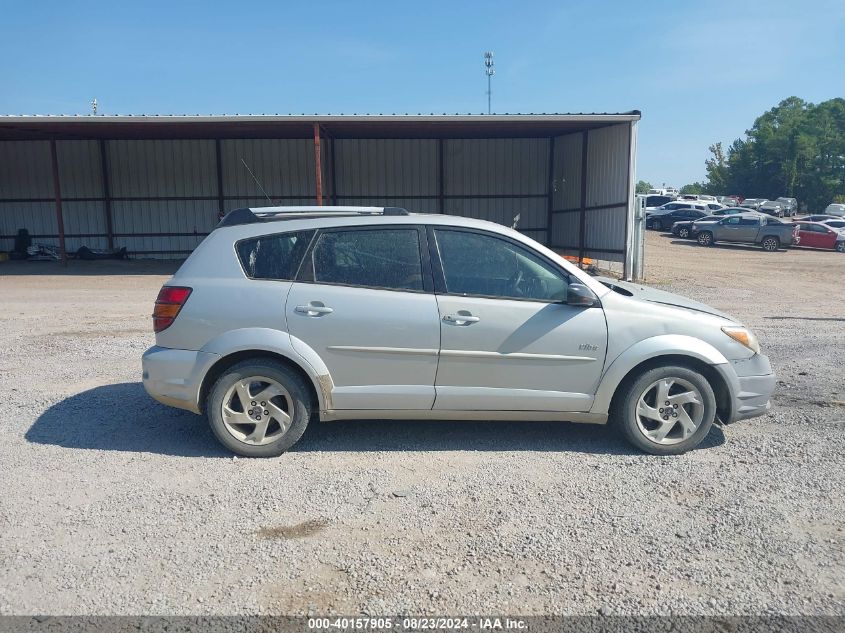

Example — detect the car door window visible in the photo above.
[434,229,568,302]
[740,217,760,226]
[724,217,741,225]
[310,228,424,291]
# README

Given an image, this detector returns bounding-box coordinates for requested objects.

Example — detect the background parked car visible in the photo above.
[646,205,709,230]
[694,212,799,251]
[793,221,845,252]
[823,203,845,217]
[775,197,798,216]
[720,196,741,207]
[821,219,845,230]
[672,215,721,238]
[740,198,767,210]
[643,194,675,208]
[710,207,745,216]
[758,201,785,217]
[797,214,838,223]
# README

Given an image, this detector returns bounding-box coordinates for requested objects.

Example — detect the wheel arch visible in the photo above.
[197,328,332,414]
[606,354,733,425]
[591,336,733,423]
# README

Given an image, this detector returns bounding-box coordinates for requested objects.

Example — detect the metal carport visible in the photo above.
[0,112,641,278]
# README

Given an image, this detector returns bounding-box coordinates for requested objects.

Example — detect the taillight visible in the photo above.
[153,286,192,333]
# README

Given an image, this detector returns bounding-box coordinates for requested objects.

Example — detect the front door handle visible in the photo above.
[443,313,480,325]
[294,303,334,316]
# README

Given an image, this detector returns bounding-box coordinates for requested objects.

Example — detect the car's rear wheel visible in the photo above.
[207,359,312,457]
[678,227,690,238]
[613,365,716,455]
[761,236,780,251]
[697,231,714,246]
[652,220,663,231]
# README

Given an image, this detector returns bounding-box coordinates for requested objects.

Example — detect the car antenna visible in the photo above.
[511,213,521,229]
[240,158,273,204]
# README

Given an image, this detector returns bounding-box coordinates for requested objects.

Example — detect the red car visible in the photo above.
[793,221,845,252]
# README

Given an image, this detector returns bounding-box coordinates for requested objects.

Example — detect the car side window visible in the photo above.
[311,228,424,292]
[740,217,760,226]
[724,217,741,225]
[236,230,315,280]
[433,229,569,302]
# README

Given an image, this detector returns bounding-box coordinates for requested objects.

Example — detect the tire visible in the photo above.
[652,220,663,231]
[678,227,690,238]
[697,231,714,246]
[761,236,780,252]
[206,359,313,457]
[836,241,845,253]
[612,364,717,456]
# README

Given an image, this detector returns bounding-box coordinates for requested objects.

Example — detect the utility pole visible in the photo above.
[483,52,495,115]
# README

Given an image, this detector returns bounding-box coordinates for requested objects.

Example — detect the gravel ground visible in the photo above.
[0,232,843,616]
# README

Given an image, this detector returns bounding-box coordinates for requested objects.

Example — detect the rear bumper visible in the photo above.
[142,346,220,414]
[718,354,776,423]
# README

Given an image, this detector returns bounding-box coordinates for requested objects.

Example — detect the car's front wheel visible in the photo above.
[613,365,717,455]
[836,241,845,253]
[697,231,714,246]
[207,359,312,457]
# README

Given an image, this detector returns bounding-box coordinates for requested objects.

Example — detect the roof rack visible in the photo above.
[217,206,409,228]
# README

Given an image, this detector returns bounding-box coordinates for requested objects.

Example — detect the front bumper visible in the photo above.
[142,346,220,414]
[717,354,776,423]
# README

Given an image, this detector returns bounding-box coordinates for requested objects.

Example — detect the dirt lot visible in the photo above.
[0,232,843,616]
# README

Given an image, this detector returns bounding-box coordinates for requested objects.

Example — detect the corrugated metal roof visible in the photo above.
[0,112,640,118]
[0,112,641,141]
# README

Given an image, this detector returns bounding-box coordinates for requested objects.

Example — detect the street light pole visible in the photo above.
[484,51,495,115]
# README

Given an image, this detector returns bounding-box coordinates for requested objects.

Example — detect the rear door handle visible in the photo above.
[443,314,480,325]
[294,303,334,316]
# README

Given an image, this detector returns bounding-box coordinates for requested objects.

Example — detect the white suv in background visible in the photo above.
[824,203,845,217]
[142,206,776,457]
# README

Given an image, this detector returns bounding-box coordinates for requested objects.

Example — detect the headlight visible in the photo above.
[721,326,760,354]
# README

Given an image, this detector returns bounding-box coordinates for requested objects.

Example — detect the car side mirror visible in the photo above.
[566,283,598,307]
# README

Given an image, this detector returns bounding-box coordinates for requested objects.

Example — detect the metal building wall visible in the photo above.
[443,138,549,243]
[548,123,633,264]
[0,122,634,268]
[0,141,56,252]
[107,139,217,255]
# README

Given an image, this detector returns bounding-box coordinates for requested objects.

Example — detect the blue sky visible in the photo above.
[1,0,843,187]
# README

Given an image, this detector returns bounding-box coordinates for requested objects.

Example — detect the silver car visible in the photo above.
[142,206,775,457]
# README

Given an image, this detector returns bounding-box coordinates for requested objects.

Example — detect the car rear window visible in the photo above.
[236,230,315,280]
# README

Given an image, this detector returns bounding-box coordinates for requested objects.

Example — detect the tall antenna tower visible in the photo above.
[91,98,98,115]
[483,52,495,115]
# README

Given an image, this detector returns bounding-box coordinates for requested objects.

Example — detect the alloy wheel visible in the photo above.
[635,377,705,446]
[220,376,293,446]
[679,228,690,238]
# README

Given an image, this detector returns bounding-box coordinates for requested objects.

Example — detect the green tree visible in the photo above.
[636,180,653,194]
[679,182,705,195]
[701,97,845,210]
[704,143,729,193]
